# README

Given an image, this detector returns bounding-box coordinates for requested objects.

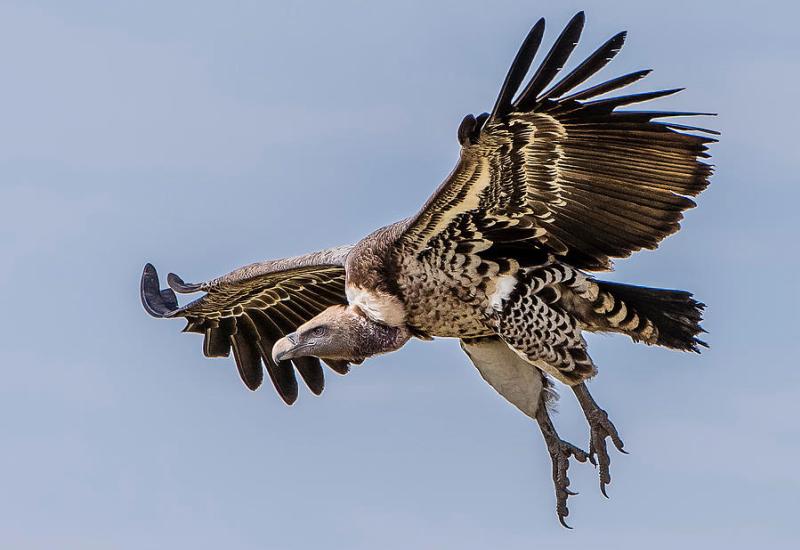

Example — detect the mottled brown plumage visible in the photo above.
[141,12,713,526]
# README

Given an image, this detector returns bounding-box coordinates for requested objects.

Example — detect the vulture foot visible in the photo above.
[535,403,590,528]
[572,383,627,497]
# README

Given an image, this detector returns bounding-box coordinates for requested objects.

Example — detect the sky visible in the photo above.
[1,1,798,548]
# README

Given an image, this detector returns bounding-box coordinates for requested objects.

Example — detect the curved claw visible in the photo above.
[572,383,627,499]
[537,406,591,528]
[586,410,624,498]
[141,263,180,318]
[603,420,626,453]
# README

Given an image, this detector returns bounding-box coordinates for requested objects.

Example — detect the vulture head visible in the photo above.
[272,305,411,365]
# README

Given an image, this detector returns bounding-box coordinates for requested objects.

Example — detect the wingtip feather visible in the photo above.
[167,272,202,293]
[514,11,586,111]
[489,18,546,120]
[141,263,180,318]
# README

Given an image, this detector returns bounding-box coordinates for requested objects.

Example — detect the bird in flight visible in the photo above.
[141,12,713,527]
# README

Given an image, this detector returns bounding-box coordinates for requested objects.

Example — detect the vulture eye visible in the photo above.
[312,326,327,337]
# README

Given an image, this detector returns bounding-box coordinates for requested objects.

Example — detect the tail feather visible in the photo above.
[590,280,707,352]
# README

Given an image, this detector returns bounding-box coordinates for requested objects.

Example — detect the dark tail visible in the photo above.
[590,280,707,352]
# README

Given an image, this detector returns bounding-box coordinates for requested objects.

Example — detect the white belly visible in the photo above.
[460,337,547,420]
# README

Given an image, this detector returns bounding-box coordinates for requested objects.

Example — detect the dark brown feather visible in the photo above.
[515,12,585,111]
[230,316,264,391]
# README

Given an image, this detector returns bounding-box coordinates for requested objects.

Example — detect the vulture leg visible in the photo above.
[460,337,589,527]
[534,390,590,529]
[572,382,626,497]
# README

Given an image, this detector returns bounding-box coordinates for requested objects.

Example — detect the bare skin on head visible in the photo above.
[272,305,411,365]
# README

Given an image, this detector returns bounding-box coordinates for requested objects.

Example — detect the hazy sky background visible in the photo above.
[1,1,798,548]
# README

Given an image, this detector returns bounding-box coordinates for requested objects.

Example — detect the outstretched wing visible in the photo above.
[140,246,352,404]
[400,12,715,272]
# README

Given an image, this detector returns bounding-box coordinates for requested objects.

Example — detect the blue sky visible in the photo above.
[1,1,798,548]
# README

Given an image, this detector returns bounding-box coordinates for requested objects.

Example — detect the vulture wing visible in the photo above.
[140,246,352,404]
[399,12,716,271]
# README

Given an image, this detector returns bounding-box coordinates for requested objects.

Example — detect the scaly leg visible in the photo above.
[572,382,627,497]
[535,392,590,528]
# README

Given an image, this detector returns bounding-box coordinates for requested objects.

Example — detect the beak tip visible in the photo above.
[273,332,305,363]
[272,336,292,363]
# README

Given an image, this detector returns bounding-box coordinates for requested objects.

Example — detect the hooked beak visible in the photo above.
[272,332,310,363]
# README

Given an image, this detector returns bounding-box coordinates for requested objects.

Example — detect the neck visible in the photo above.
[352,311,411,359]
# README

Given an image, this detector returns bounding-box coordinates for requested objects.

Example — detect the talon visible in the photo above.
[573,383,627,498]
[536,404,591,528]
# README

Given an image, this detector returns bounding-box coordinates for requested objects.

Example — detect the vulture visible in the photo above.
[141,12,713,527]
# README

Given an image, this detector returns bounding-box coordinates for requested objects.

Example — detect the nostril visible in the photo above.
[287,332,298,345]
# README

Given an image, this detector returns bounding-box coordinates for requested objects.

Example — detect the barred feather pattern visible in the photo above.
[518,263,660,345]
[575,282,659,343]
[578,280,706,351]
[494,291,595,385]
[484,265,595,385]
[395,246,501,339]
[480,262,698,384]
